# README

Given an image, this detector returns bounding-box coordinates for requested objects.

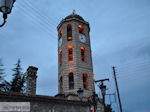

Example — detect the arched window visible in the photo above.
[80,47,86,62]
[68,46,73,62]
[83,72,88,89]
[78,25,84,34]
[59,29,62,38]
[69,72,74,89]
[59,50,62,65]
[59,76,63,92]
[67,24,72,41]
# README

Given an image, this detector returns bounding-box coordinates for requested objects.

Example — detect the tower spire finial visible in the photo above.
[72,9,76,15]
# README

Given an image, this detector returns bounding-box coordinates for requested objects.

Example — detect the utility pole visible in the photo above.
[112,66,123,112]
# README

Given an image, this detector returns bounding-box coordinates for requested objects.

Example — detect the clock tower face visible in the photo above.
[79,33,86,43]
[57,13,95,98]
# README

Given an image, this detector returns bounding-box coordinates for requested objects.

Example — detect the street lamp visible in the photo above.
[95,78,109,112]
[100,84,106,97]
[99,83,106,112]
[0,0,16,27]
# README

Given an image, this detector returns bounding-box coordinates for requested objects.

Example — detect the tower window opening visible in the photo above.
[60,76,63,92]
[68,46,73,62]
[83,72,88,89]
[59,50,62,65]
[67,24,72,41]
[59,29,62,38]
[78,25,84,34]
[80,47,86,62]
[69,72,74,89]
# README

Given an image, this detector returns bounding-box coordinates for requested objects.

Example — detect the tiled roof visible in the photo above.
[0,91,88,105]
[64,14,85,21]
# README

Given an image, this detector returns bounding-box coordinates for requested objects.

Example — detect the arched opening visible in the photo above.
[69,72,74,89]
[78,25,84,34]
[67,24,72,41]
[68,45,73,62]
[59,50,62,65]
[83,72,88,89]
[59,76,63,92]
[80,47,86,62]
[59,29,62,38]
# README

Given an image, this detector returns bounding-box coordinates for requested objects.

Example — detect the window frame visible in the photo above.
[68,46,73,62]
[69,72,74,90]
[80,47,86,62]
[78,25,84,34]
[67,24,72,41]
[83,72,88,89]
[59,29,62,39]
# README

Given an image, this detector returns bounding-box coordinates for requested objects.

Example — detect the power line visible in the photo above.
[118,64,150,79]
[15,2,57,41]
[17,0,57,35]
[119,72,150,81]
[23,0,57,28]
[118,59,150,72]
[119,65,150,76]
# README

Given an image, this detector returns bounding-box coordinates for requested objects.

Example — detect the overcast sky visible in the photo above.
[0,0,150,112]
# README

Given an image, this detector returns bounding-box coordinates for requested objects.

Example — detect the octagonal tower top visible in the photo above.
[57,11,90,31]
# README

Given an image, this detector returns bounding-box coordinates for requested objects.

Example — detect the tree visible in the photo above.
[0,80,11,92]
[10,59,26,93]
[0,58,9,92]
[0,58,5,83]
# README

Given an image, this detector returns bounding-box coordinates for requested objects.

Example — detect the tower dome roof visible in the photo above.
[64,13,85,21]
[57,11,89,30]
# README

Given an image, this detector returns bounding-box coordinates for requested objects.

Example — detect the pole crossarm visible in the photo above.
[95,78,109,83]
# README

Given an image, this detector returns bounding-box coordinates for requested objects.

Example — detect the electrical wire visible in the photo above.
[15,0,58,40]
[23,0,57,28]
[23,0,58,26]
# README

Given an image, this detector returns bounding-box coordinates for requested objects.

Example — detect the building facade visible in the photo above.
[0,91,90,112]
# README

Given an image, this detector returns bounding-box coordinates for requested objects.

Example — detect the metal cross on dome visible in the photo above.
[72,9,76,15]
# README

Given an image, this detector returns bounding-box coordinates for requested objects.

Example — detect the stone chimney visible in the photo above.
[26,66,38,95]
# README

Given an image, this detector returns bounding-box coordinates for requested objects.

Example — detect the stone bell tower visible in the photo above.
[57,12,95,98]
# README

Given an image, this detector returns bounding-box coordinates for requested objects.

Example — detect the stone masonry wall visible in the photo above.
[0,93,90,112]
[58,18,95,98]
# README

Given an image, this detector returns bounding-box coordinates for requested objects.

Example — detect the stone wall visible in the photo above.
[31,102,89,112]
[0,92,90,112]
